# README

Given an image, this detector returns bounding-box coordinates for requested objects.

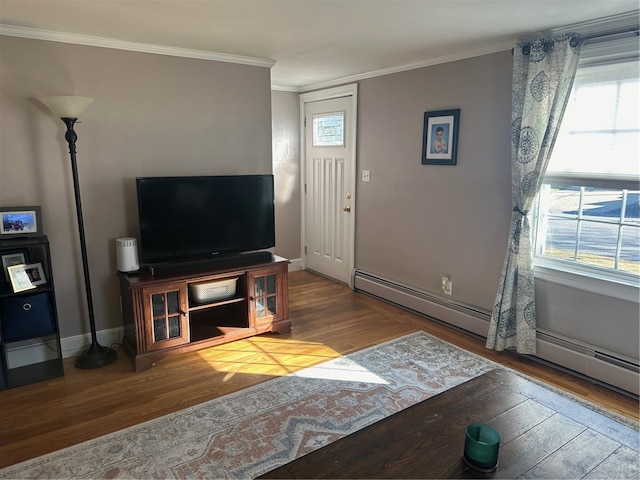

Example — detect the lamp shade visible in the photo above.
[39,96,94,118]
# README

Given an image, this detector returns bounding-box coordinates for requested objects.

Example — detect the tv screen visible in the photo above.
[136,175,275,264]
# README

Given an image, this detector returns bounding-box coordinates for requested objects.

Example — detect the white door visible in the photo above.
[301,85,357,285]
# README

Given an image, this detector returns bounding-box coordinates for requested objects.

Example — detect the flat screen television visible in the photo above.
[136,175,275,265]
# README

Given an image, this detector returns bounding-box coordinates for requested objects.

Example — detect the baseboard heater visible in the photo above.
[353,269,639,397]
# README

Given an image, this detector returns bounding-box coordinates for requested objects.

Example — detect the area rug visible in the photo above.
[0,331,633,479]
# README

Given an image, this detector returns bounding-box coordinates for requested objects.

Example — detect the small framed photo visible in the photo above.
[7,262,46,293]
[1,249,30,281]
[0,206,43,237]
[422,108,460,166]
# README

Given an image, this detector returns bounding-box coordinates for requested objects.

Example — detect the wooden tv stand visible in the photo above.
[118,255,291,372]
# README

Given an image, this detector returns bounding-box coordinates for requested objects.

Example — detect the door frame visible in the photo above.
[299,84,358,287]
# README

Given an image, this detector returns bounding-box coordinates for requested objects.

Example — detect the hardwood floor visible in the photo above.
[0,270,637,470]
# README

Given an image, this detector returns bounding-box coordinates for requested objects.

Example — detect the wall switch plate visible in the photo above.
[362,170,371,182]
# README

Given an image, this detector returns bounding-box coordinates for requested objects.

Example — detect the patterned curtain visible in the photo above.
[486,34,583,354]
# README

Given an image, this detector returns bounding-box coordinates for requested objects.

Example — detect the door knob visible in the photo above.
[343,206,351,212]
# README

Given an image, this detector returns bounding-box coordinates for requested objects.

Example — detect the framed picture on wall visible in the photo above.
[0,206,43,237]
[422,108,460,166]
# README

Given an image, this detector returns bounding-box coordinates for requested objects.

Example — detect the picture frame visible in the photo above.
[0,206,43,237]
[7,262,46,293]
[1,248,30,282]
[422,108,460,166]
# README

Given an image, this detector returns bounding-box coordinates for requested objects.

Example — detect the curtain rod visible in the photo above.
[582,25,639,43]
[513,24,639,54]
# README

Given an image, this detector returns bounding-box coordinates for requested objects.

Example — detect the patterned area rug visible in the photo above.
[0,331,630,479]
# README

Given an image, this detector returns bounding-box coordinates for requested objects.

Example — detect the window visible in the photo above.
[312,112,345,147]
[533,35,639,286]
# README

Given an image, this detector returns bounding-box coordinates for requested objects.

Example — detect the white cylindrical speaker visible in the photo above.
[116,237,140,272]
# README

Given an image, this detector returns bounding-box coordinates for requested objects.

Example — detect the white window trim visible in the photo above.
[543,173,640,190]
[534,259,639,303]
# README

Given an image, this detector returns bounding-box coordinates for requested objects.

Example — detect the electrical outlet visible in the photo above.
[362,170,371,182]
[441,276,452,295]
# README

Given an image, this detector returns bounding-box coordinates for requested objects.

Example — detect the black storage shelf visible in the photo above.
[5,358,64,388]
[0,235,64,389]
[0,285,54,299]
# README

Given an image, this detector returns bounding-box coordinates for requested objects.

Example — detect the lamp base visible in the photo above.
[74,341,117,369]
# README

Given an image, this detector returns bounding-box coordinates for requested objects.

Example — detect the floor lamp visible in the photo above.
[39,96,117,369]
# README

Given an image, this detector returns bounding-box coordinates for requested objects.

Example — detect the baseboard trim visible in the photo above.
[353,269,639,396]
[353,270,491,337]
[4,327,123,368]
[288,258,304,272]
[60,327,124,359]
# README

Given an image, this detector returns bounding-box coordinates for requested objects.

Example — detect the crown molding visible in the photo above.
[270,84,300,93]
[552,9,639,36]
[0,24,276,68]
[298,40,514,93]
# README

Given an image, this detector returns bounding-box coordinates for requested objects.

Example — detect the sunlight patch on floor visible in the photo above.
[291,356,389,384]
[196,336,388,384]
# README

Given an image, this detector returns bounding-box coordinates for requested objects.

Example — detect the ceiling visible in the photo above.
[0,1,638,91]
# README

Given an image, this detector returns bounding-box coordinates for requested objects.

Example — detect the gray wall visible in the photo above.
[352,51,638,362]
[356,53,513,308]
[0,36,273,338]
[271,91,301,261]
[535,282,639,360]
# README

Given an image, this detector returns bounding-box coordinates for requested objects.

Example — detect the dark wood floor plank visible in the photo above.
[491,369,640,451]
[496,414,587,479]
[489,399,555,444]
[584,446,640,480]
[521,429,622,479]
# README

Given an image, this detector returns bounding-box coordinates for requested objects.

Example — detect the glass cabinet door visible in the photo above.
[249,267,285,326]
[143,284,189,351]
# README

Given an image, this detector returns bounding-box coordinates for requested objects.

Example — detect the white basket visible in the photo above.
[189,278,238,303]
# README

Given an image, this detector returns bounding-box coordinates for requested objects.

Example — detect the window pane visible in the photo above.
[581,189,622,223]
[624,192,639,224]
[547,63,639,177]
[611,132,640,175]
[266,274,276,294]
[154,318,166,342]
[543,217,578,259]
[152,293,164,318]
[255,276,264,296]
[168,315,181,338]
[569,84,617,131]
[312,113,345,147]
[167,290,179,315]
[617,82,639,129]
[577,222,618,268]
[621,225,640,273]
[551,132,639,176]
[547,186,580,217]
[267,295,276,315]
